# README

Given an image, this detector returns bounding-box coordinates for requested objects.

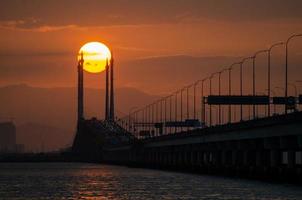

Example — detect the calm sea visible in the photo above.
[0,163,301,200]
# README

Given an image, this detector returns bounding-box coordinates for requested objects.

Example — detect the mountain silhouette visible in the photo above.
[0,84,159,151]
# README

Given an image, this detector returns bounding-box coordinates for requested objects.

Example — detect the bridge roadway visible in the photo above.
[102,112,302,182]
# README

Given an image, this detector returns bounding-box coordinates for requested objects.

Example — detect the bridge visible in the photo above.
[72,34,302,182]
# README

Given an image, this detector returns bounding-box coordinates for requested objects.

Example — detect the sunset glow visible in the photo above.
[78,42,111,73]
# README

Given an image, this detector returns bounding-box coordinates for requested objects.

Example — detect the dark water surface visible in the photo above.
[0,163,301,200]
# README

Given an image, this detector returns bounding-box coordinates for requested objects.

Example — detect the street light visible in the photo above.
[147,104,152,136]
[201,77,210,126]
[128,106,138,133]
[151,103,155,137]
[256,92,267,118]
[185,85,193,131]
[174,90,180,133]
[265,89,276,115]
[169,95,173,134]
[252,50,269,119]
[285,34,302,114]
[186,85,192,121]
[206,106,219,126]
[193,80,201,120]
[157,98,163,135]
[163,97,168,135]
[227,62,241,123]
[164,95,173,134]
[267,42,284,116]
[275,87,286,114]
[217,69,228,125]
[239,57,253,121]
[295,80,302,111]
[180,88,184,122]
[132,110,139,136]
[209,72,220,126]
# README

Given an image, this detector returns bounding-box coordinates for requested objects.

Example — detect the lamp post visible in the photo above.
[209,75,213,126]
[289,83,298,112]
[193,80,200,120]
[267,42,284,116]
[169,95,172,134]
[160,98,163,125]
[186,85,192,131]
[217,71,223,125]
[128,106,138,133]
[147,104,151,136]
[224,59,256,122]
[227,67,232,123]
[252,50,269,119]
[217,69,228,124]
[180,87,186,132]
[186,85,191,120]
[207,106,218,125]
[265,89,276,115]
[256,92,267,118]
[164,96,167,135]
[295,80,302,111]
[285,34,302,114]
[239,57,253,121]
[201,77,210,126]
[158,98,163,135]
[275,87,286,114]
[174,90,179,133]
[141,108,145,135]
[151,103,155,137]
[133,110,138,136]
[209,72,219,126]
[227,62,241,123]
[155,100,160,134]
[145,105,148,134]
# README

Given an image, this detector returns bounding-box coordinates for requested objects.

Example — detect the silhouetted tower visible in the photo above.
[105,59,110,120]
[77,52,84,125]
[109,53,115,121]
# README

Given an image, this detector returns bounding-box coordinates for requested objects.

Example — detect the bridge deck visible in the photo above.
[142,111,302,147]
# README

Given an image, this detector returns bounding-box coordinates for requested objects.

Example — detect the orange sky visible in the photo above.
[1,0,302,151]
[0,0,302,94]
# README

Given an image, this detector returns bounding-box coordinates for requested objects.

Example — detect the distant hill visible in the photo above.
[17,122,71,152]
[0,84,159,151]
[0,55,242,94]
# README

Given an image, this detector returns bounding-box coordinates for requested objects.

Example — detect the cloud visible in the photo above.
[1,0,302,30]
[0,18,39,29]
[0,18,79,32]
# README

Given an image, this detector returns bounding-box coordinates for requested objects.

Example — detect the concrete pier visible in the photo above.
[102,112,302,182]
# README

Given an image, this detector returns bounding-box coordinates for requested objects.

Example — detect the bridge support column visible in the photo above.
[270,149,279,168]
[77,53,84,124]
[232,150,237,166]
[242,150,248,166]
[222,150,227,166]
[288,150,295,169]
[256,151,262,167]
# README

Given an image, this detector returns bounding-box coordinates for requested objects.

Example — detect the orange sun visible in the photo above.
[78,42,111,73]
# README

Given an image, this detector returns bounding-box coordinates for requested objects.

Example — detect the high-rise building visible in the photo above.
[0,122,16,153]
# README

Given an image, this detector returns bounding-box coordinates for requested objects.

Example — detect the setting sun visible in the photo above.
[78,42,111,73]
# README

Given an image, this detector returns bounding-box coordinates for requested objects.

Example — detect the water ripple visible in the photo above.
[0,163,301,200]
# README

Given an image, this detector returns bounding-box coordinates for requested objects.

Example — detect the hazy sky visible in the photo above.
[1,1,302,150]
[0,0,302,91]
